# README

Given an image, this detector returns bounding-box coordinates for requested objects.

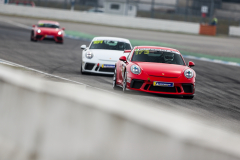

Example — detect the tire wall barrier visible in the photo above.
[0,4,200,34]
[1,64,240,160]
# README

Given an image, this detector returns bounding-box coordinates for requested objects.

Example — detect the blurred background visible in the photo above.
[7,0,240,35]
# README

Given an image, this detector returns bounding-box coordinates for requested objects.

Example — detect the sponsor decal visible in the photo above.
[153,81,174,87]
[45,35,54,38]
[102,64,115,68]
[136,48,178,54]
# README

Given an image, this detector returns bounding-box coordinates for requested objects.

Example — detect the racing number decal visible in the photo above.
[93,40,103,44]
[135,50,149,55]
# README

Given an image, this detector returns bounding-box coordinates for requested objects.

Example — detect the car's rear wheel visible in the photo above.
[113,67,118,90]
[122,71,128,93]
[183,95,194,99]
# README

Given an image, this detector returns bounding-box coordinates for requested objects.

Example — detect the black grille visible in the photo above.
[99,68,115,72]
[57,37,63,41]
[85,63,95,70]
[144,84,150,90]
[182,84,193,93]
[36,35,43,39]
[130,80,144,89]
[149,85,176,93]
[177,87,181,93]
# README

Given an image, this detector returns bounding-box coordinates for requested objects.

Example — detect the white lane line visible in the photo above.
[183,55,240,67]
[1,19,32,30]
[0,58,120,95]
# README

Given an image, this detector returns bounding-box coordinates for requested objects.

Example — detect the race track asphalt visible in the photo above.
[0,18,240,133]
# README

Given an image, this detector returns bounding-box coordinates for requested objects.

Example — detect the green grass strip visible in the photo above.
[65,30,95,39]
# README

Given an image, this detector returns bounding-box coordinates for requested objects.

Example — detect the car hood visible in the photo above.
[90,49,127,61]
[134,62,187,78]
[38,27,60,34]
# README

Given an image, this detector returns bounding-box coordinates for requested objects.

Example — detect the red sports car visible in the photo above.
[113,46,196,99]
[31,20,65,44]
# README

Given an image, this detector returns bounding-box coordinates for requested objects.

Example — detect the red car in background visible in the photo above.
[31,20,65,44]
[9,0,35,7]
[113,46,196,99]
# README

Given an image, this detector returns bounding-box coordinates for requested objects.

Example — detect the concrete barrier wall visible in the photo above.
[1,64,240,160]
[0,4,200,34]
[229,26,240,37]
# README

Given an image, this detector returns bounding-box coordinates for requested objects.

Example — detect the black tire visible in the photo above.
[80,65,85,74]
[183,95,194,99]
[113,67,118,90]
[30,31,36,42]
[122,71,128,93]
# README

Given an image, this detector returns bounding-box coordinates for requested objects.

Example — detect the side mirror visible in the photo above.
[32,25,35,27]
[124,50,131,53]
[119,56,127,61]
[81,45,87,49]
[188,61,195,67]
[62,27,65,30]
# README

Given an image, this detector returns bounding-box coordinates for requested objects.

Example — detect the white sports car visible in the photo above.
[80,37,132,74]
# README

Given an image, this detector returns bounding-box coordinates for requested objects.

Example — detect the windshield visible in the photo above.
[131,49,185,65]
[90,40,131,51]
[37,23,59,28]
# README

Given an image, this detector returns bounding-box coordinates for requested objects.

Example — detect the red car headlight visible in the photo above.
[58,31,63,35]
[130,65,141,75]
[184,69,194,79]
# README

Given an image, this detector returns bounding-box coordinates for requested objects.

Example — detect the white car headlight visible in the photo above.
[131,65,141,75]
[58,31,62,35]
[85,51,93,59]
[37,29,41,33]
[184,69,194,79]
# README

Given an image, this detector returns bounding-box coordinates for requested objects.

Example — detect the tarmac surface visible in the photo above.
[1,15,240,58]
[0,15,240,133]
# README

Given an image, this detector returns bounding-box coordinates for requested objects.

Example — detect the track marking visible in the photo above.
[1,19,32,30]
[183,55,240,67]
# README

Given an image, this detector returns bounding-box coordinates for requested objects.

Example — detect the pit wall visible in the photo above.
[0,4,200,34]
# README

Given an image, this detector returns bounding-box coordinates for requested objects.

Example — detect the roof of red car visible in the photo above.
[135,46,180,54]
[38,20,59,25]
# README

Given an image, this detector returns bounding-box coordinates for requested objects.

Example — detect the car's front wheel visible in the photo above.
[113,67,118,90]
[122,71,128,93]
[30,31,36,42]
[80,65,85,74]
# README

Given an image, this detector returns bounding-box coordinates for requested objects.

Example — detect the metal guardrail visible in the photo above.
[1,60,240,159]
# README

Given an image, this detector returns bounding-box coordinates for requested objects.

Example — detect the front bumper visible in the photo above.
[36,33,63,42]
[81,61,115,75]
[126,74,195,95]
